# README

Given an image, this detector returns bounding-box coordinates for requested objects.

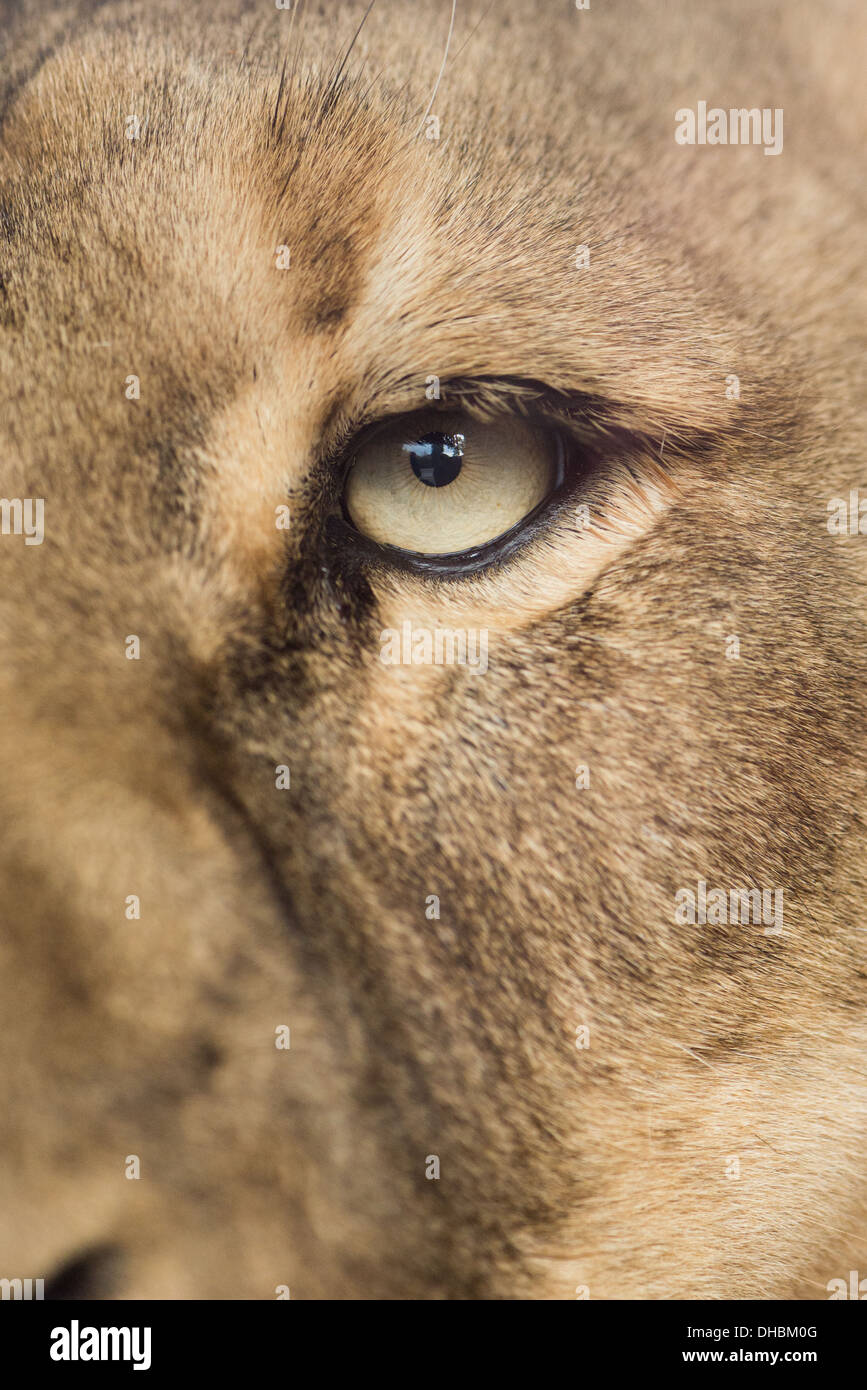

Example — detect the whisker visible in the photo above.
[415,0,457,137]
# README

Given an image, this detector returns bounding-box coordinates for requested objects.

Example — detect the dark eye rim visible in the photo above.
[336,413,579,577]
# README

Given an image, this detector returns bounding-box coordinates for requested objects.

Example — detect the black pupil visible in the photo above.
[406,432,464,488]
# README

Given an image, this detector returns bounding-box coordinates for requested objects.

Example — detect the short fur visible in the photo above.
[0,0,865,1298]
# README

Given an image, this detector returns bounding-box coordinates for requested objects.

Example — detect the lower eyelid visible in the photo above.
[374,459,674,617]
[374,484,674,640]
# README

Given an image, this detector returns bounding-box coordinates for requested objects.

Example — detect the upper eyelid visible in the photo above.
[325,377,681,475]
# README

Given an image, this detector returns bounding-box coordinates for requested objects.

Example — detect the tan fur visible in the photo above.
[0,0,865,1298]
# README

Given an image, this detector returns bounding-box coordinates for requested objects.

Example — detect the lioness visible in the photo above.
[0,0,864,1300]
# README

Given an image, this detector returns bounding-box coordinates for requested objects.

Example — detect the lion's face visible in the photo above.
[0,0,865,1298]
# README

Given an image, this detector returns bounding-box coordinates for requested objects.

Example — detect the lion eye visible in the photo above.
[343,410,563,557]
